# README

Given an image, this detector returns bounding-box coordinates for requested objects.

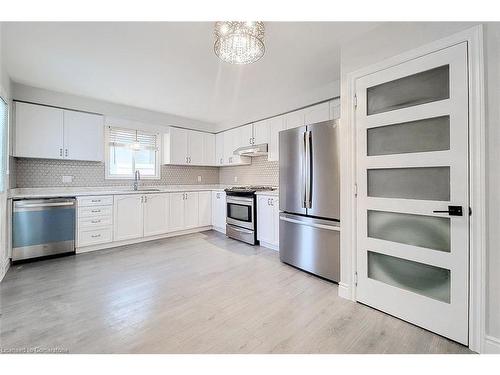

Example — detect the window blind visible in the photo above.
[108,127,158,150]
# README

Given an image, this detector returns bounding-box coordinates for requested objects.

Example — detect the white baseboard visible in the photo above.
[259,241,279,251]
[338,282,353,300]
[0,257,10,282]
[484,335,500,353]
[77,226,212,254]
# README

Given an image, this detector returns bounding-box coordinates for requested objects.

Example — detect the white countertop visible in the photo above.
[8,185,230,199]
[8,185,280,199]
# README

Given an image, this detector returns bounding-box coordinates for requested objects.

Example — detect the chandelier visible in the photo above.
[214,22,265,64]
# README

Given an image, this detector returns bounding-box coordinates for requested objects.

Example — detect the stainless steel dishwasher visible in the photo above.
[12,198,76,262]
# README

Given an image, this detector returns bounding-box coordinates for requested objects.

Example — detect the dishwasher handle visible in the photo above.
[15,201,75,208]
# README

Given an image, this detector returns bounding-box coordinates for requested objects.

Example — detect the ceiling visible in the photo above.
[3,22,379,130]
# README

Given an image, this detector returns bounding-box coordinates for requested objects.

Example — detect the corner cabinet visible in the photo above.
[14,101,104,161]
[257,194,279,250]
[163,127,216,166]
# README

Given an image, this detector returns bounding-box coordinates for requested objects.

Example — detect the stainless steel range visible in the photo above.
[224,186,275,245]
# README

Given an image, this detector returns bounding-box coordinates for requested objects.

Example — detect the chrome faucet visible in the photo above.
[133,170,141,191]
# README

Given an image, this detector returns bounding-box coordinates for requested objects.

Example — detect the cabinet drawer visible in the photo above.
[77,195,113,207]
[78,205,113,218]
[78,227,113,247]
[78,216,113,228]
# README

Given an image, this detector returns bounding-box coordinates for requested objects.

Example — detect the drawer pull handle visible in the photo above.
[91,210,101,213]
[91,234,101,238]
[91,220,101,223]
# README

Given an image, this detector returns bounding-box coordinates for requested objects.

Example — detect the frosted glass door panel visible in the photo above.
[368,210,450,252]
[367,167,450,201]
[368,251,450,303]
[367,65,449,115]
[367,116,450,156]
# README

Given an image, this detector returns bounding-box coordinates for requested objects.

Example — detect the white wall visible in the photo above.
[339,22,500,351]
[12,82,216,133]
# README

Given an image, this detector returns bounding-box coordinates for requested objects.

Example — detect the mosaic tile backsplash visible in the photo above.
[14,156,279,188]
[218,156,279,186]
[15,158,220,187]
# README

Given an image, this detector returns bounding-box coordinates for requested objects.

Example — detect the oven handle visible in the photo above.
[227,225,254,234]
[227,197,254,204]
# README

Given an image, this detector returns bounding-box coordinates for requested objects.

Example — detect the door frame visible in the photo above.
[342,25,485,352]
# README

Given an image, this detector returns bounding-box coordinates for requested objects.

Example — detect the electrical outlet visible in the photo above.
[197,175,202,182]
[234,176,238,183]
[62,175,73,183]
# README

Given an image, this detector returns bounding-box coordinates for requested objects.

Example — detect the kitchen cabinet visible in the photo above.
[239,124,254,146]
[253,119,270,145]
[222,127,250,165]
[113,194,144,241]
[330,98,340,120]
[303,102,331,125]
[257,195,279,250]
[215,132,225,166]
[14,102,104,161]
[77,195,114,248]
[198,191,212,227]
[203,133,216,166]
[63,110,104,161]
[168,192,186,232]
[211,191,226,232]
[267,115,285,162]
[163,127,216,166]
[285,108,305,130]
[143,193,169,237]
[184,192,199,229]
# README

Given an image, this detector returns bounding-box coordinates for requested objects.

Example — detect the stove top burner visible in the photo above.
[225,185,276,193]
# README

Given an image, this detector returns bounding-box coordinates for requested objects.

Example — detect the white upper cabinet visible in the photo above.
[15,102,103,161]
[166,127,189,165]
[285,108,305,130]
[221,127,250,166]
[267,115,285,162]
[198,191,212,227]
[63,110,104,161]
[253,119,270,145]
[215,133,224,166]
[303,102,331,125]
[202,133,216,166]
[330,98,340,120]
[15,102,64,159]
[163,127,216,166]
[188,131,204,165]
[238,124,254,146]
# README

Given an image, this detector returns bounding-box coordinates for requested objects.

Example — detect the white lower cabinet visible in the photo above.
[77,195,114,248]
[168,192,186,232]
[184,192,199,229]
[211,191,226,233]
[198,191,212,227]
[113,194,144,241]
[143,193,169,237]
[257,195,279,250]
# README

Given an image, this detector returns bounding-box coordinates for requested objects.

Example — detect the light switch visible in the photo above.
[62,175,73,183]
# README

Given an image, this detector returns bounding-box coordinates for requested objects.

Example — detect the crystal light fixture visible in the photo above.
[214,21,265,64]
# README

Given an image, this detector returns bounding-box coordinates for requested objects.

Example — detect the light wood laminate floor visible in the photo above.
[0,231,471,354]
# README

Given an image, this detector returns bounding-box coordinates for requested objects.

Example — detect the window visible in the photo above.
[105,126,160,179]
[0,97,7,192]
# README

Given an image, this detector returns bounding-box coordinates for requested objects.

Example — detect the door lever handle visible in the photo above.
[433,205,463,216]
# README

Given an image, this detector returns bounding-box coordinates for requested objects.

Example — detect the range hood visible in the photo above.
[233,143,268,157]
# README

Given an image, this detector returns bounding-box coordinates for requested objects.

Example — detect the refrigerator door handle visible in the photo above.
[304,130,312,209]
[301,130,307,208]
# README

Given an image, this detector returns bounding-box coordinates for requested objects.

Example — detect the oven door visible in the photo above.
[226,196,254,230]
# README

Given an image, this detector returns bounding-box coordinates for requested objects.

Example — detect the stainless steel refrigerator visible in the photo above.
[279,120,340,282]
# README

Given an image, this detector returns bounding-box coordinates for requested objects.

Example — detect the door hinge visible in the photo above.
[354,94,358,109]
[354,183,358,197]
[354,272,358,286]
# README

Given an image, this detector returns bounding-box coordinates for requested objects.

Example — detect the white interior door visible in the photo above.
[355,42,469,344]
